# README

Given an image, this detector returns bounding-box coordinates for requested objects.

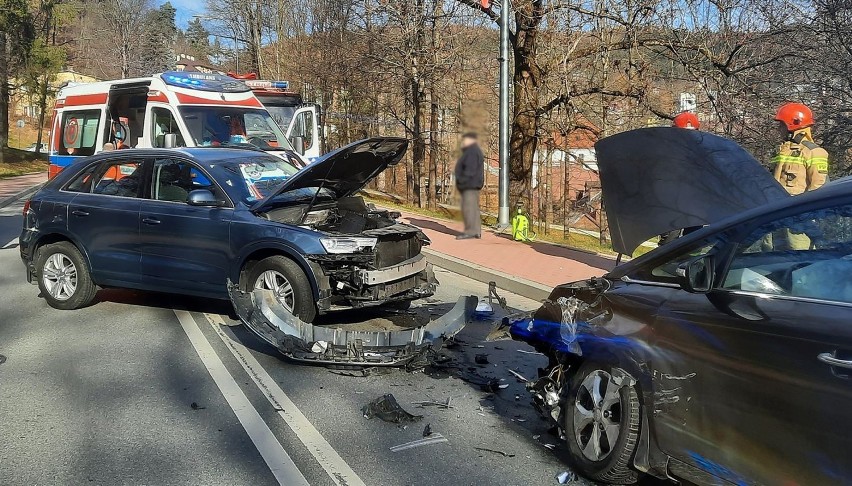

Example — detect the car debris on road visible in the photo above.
[230,283,477,367]
[389,433,448,452]
[362,394,422,423]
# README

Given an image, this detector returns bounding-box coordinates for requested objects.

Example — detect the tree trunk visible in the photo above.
[0,30,9,156]
[410,77,425,207]
[508,0,543,209]
[35,74,49,155]
[427,90,438,209]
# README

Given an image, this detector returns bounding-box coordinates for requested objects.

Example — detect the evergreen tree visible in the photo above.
[139,2,177,75]
[185,18,211,62]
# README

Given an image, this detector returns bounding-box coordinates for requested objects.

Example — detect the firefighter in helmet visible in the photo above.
[769,103,829,250]
[772,102,828,195]
[673,111,700,130]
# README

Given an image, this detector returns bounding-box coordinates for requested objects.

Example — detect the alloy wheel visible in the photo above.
[42,253,78,302]
[254,270,296,312]
[573,369,623,461]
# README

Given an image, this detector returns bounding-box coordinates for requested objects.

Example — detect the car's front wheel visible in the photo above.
[246,256,316,323]
[565,362,642,484]
[36,241,98,310]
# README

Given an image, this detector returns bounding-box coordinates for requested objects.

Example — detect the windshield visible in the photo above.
[257,101,297,131]
[231,157,300,203]
[179,107,295,152]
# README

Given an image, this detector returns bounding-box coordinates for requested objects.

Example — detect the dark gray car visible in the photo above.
[511,128,852,485]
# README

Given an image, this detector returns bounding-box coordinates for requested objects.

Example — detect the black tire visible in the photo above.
[35,241,98,310]
[564,361,642,484]
[245,255,317,323]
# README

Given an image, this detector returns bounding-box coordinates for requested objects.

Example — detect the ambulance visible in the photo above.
[48,71,305,178]
[230,73,322,161]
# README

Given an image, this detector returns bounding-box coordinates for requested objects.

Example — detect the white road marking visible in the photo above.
[204,312,366,486]
[173,310,309,486]
[2,238,18,249]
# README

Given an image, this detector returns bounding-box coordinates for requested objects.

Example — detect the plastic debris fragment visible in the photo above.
[474,447,515,457]
[362,394,423,423]
[556,471,578,484]
[389,433,447,452]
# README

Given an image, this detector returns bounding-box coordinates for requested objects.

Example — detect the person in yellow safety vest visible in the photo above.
[511,201,535,242]
[770,102,829,250]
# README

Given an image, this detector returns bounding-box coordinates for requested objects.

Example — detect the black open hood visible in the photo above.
[251,137,407,212]
[595,128,789,255]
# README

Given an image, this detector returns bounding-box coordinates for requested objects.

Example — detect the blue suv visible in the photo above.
[20,138,435,322]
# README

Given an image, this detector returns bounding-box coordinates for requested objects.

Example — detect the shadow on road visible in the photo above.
[406,217,461,237]
[91,288,237,317]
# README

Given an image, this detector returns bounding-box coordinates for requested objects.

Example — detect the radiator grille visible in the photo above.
[374,235,421,268]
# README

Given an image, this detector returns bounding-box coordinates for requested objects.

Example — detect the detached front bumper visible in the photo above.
[228,282,475,366]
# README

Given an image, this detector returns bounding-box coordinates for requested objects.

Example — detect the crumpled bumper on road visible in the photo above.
[228,282,475,367]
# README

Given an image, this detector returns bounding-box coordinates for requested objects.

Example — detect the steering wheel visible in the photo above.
[247,137,273,149]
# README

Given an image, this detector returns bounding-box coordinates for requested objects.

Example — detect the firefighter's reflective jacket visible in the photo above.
[772,130,829,195]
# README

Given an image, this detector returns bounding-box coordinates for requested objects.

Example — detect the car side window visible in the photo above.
[151,108,185,148]
[151,158,222,203]
[630,239,720,284]
[721,204,852,302]
[91,160,143,197]
[64,163,102,193]
[59,110,100,156]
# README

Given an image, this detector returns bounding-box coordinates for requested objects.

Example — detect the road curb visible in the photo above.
[423,248,551,302]
[0,182,44,209]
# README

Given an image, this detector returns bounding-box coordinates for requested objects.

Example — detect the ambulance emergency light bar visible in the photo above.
[161,71,251,93]
[243,79,290,90]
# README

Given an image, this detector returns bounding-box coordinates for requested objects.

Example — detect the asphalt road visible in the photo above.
[0,195,601,486]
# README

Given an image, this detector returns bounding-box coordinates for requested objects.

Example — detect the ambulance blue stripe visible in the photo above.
[49,155,80,168]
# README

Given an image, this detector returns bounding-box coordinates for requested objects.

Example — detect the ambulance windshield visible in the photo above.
[179,107,295,152]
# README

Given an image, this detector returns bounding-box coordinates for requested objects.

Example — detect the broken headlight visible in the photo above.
[320,236,377,254]
[302,209,331,226]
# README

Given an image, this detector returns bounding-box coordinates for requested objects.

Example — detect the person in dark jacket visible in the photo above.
[454,132,485,239]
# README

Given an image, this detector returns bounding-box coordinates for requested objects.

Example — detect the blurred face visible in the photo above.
[461,136,477,148]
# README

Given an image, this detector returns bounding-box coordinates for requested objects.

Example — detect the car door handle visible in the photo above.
[71,210,89,217]
[818,352,852,370]
[142,217,161,225]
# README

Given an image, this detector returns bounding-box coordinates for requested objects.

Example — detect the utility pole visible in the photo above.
[497,0,511,228]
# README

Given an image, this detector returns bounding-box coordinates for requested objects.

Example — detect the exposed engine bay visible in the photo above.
[260,195,436,311]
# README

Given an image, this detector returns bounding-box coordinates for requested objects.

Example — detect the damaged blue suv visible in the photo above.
[20,138,436,322]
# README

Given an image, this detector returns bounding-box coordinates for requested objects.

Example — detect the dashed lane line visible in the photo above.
[203,312,366,486]
[173,310,309,486]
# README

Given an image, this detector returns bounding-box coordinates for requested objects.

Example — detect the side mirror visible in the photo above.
[164,133,177,148]
[676,255,714,293]
[187,189,224,207]
[291,135,305,155]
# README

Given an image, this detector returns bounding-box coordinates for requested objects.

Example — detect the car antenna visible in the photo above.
[301,151,342,224]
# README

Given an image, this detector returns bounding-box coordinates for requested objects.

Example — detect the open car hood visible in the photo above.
[595,128,789,255]
[250,137,407,212]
